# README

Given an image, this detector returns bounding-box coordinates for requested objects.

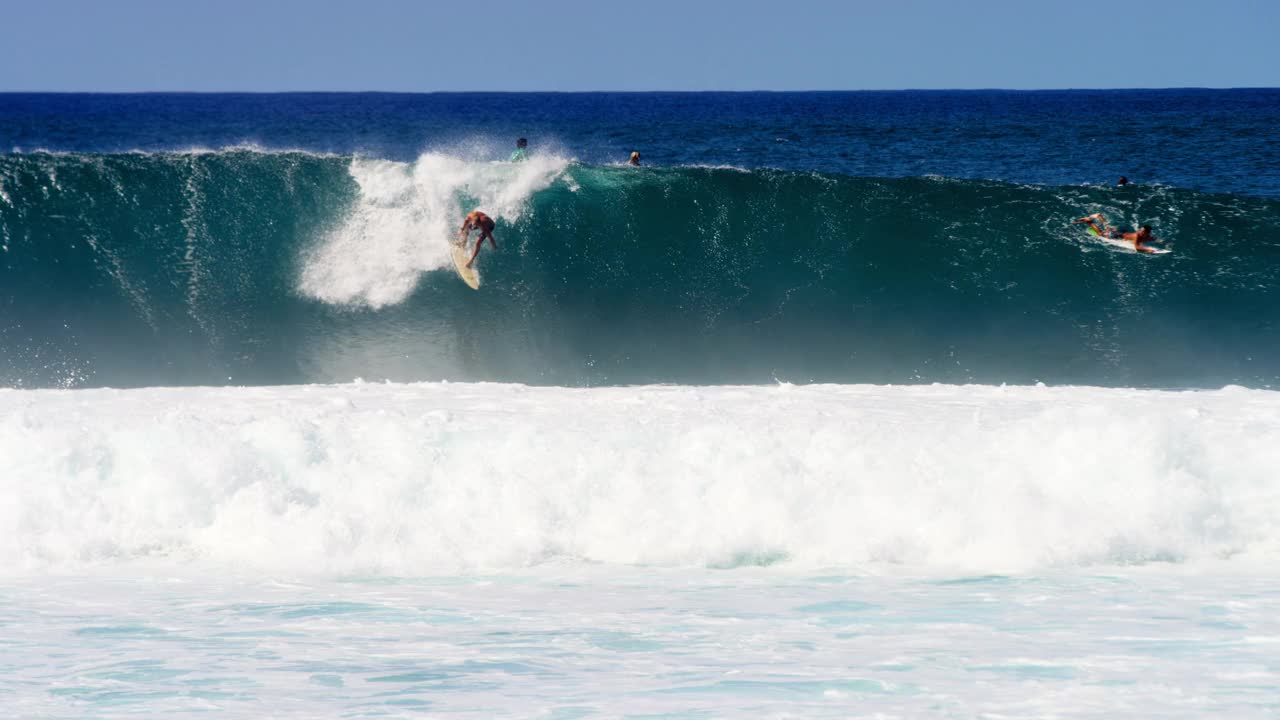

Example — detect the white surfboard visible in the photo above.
[451,240,481,289]
[1086,227,1171,255]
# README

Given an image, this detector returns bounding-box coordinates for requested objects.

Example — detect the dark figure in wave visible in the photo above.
[457,210,497,268]
[510,138,529,162]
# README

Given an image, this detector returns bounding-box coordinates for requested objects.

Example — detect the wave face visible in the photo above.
[3,150,1280,388]
[5,382,1279,576]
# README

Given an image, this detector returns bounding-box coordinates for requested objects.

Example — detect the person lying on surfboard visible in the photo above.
[457,210,497,268]
[1072,213,1160,254]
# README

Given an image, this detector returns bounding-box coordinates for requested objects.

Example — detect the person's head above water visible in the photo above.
[1118,176,1129,186]
[516,138,528,149]
[1139,224,1152,235]
[629,151,641,166]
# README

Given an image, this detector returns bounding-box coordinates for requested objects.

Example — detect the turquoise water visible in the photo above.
[3,152,1279,389]
[6,570,1279,718]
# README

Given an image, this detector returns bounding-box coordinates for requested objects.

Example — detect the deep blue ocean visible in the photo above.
[2,90,1279,388]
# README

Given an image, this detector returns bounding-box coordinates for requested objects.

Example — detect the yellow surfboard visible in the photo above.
[450,240,481,289]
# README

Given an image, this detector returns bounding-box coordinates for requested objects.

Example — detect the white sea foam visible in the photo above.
[2,382,1279,577]
[297,153,567,308]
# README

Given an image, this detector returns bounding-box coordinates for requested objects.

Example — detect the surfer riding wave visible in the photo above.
[457,210,497,268]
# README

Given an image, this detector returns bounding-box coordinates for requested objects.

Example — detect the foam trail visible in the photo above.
[3,383,1279,577]
[298,153,567,307]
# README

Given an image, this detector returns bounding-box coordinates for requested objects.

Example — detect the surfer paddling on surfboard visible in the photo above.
[1073,213,1161,254]
[457,210,497,269]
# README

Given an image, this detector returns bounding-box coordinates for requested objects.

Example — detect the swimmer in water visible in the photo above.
[628,151,641,166]
[510,138,529,162]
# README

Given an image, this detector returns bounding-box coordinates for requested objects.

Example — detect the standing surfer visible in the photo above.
[457,210,497,268]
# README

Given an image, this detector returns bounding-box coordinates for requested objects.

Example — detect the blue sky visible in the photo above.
[2,0,1276,91]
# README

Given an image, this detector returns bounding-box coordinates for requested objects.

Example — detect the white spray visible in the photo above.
[4,382,1280,577]
[299,152,567,308]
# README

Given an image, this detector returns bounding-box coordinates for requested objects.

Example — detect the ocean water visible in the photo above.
[4,91,1280,389]
[3,91,1280,717]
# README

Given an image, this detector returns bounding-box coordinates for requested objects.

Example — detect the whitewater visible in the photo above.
[4,381,1280,717]
[7,381,1280,575]
[298,152,568,308]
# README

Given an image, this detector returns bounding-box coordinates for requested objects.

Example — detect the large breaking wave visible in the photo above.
[2,149,1279,389]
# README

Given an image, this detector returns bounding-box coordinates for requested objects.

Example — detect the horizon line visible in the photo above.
[1,86,1277,95]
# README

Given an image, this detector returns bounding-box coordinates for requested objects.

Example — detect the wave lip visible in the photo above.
[3,382,1278,577]
[298,152,569,308]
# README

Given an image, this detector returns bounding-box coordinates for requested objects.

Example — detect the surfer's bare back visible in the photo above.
[457,210,496,268]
